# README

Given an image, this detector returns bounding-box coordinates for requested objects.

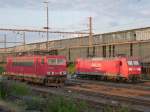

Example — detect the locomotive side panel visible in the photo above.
[36,56,47,76]
[76,58,120,76]
[6,55,67,85]
[76,57,141,81]
[7,56,37,76]
[100,60,120,76]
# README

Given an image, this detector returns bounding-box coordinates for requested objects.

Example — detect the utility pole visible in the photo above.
[89,16,93,47]
[44,1,49,51]
[23,32,26,51]
[88,17,94,57]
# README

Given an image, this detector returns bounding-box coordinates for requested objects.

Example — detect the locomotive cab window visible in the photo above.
[128,60,140,66]
[48,59,57,65]
[47,58,65,65]
[128,61,133,66]
[57,59,65,65]
[133,61,140,66]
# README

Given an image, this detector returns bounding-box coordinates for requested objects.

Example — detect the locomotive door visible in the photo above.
[40,57,45,75]
[38,57,46,75]
[118,61,122,76]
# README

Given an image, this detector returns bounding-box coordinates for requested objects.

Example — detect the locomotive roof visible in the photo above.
[78,56,140,61]
[7,55,66,58]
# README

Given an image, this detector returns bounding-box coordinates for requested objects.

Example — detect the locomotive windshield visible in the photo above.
[57,59,66,65]
[48,59,56,65]
[48,58,66,65]
[128,60,140,66]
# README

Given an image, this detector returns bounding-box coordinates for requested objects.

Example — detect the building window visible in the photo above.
[103,46,106,57]
[109,45,111,57]
[112,45,115,57]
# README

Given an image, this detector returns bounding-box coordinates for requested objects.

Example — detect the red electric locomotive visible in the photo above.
[75,57,141,82]
[5,55,67,85]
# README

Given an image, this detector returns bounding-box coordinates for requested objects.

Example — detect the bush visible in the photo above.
[68,63,75,75]
[44,95,87,112]
[0,80,8,99]
[0,66,5,74]
[117,107,130,112]
[24,96,45,111]
[0,80,31,99]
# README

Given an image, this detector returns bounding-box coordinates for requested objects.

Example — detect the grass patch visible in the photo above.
[0,66,5,74]
[0,79,132,112]
[0,80,31,99]
[0,100,25,112]
[10,81,31,97]
[67,63,76,75]
[0,80,90,112]
[24,96,45,111]
[0,81,8,99]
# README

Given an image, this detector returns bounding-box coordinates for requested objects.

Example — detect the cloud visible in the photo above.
[0,0,150,33]
[0,0,150,46]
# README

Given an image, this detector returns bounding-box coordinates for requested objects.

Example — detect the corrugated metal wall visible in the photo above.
[95,46,103,57]
[115,44,130,56]
[1,27,150,64]
[58,49,69,60]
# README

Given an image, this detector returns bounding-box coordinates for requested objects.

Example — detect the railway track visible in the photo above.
[67,78,150,91]
[30,83,150,112]
[2,76,150,112]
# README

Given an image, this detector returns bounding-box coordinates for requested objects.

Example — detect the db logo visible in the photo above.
[91,63,101,69]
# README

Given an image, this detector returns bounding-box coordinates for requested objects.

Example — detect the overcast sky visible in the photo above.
[0,0,150,47]
[0,0,150,33]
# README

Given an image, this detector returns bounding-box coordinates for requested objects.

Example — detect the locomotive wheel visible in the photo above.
[44,76,66,87]
[97,76,102,80]
[101,76,107,81]
[115,76,121,82]
[123,78,128,83]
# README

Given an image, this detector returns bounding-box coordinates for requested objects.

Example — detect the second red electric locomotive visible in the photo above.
[75,57,141,82]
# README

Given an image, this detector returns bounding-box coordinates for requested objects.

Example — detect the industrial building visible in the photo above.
[1,26,150,75]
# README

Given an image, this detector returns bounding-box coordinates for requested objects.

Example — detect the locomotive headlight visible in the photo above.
[63,71,67,75]
[137,68,141,71]
[47,72,50,75]
[60,72,63,75]
[129,68,132,71]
